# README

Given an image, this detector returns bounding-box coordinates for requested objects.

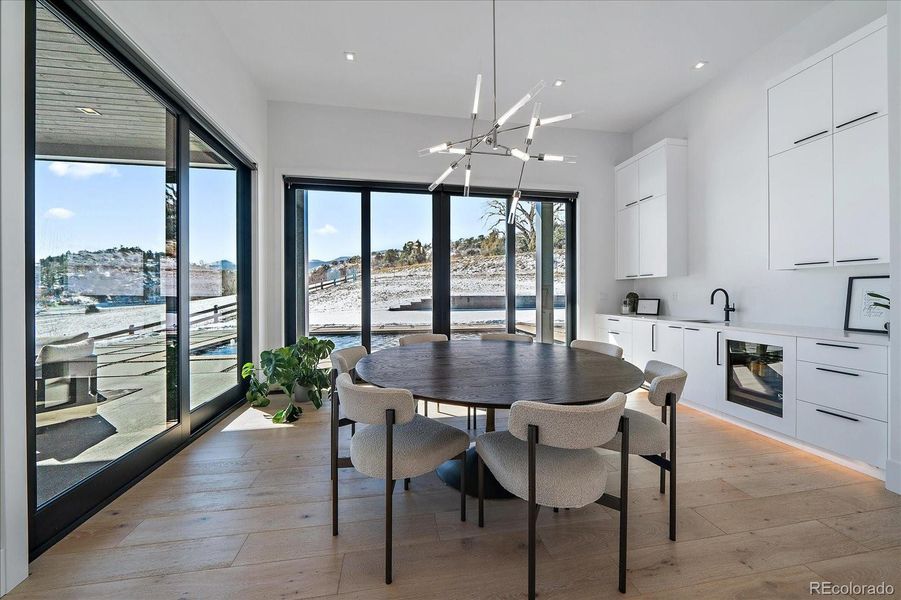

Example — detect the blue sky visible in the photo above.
[35,160,237,263]
[308,190,503,262]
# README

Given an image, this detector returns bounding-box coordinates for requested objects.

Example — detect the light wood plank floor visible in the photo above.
[10,392,901,599]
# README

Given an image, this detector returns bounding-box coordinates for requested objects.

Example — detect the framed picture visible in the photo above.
[636,298,661,316]
[844,275,889,334]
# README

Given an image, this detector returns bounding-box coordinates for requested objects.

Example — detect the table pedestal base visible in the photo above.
[436,447,513,499]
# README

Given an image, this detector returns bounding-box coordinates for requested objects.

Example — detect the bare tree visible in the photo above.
[482,199,564,252]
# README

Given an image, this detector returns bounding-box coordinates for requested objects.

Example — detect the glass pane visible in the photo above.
[371,192,432,350]
[34,5,178,505]
[305,191,362,349]
[189,133,238,410]
[450,196,508,340]
[514,200,568,343]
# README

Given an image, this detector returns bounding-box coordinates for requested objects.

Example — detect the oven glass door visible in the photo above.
[726,340,784,417]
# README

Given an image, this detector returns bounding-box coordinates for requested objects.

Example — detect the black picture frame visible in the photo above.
[636,298,661,316]
[843,275,890,334]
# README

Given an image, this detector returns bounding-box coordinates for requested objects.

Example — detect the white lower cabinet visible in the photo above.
[682,327,724,411]
[598,315,889,472]
[797,400,887,468]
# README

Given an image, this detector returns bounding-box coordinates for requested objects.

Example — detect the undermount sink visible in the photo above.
[675,319,726,324]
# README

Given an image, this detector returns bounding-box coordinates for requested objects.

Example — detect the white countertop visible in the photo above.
[597,313,890,347]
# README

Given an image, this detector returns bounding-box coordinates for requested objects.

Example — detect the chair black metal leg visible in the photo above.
[553,507,559,513]
[619,416,630,594]
[385,409,395,585]
[424,401,428,417]
[478,453,485,528]
[659,404,667,494]
[330,373,339,537]
[528,424,538,600]
[404,477,410,491]
[459,452,467,521]
[668,396,677,541]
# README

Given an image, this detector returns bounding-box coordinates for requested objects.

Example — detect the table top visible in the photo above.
[354,340,645,409]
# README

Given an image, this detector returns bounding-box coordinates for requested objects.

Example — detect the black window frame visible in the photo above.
[283,177,577,350]
[25,0,254,558]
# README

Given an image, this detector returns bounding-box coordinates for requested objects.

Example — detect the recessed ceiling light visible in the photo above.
[76,107,101,115]
[553,79,565,87]
[344,51,356,61]
[693,61,708,70]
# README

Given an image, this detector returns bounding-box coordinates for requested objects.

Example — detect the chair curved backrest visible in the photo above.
[644,360,688,407]
[398,333,448,346]
[508,393,627,449]
[330,346,368,375]
[335,373,416,425]
[571,339,623,359]
[480,332,533,343]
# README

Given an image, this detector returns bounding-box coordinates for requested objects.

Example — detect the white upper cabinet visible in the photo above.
[614,161,639,211]
[833,116,889,265]
[614,139,687,280]
[767,17,889,270]
[638,195,667,277]
[833,28,887,131]
[769,136,833,270]
[616,204,640,279]
[638,148,666,201]
[768,58,832,156]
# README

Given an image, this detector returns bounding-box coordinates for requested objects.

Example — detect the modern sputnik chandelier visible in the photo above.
[419,0,577,224]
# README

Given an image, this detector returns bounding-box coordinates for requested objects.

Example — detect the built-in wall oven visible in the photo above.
[720,329,797,436]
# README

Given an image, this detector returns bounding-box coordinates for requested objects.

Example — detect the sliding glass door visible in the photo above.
[286,181,576,350]
[28,0,252,556]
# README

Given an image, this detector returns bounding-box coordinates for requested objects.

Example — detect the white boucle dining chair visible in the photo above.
[476,394,631,598]
[334,373,470,585]
[570,338,624,359]
[601,360,687,541]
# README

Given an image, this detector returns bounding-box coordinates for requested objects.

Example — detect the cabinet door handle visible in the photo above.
[638,195,653,202]
[816,367,859,377]
[625,200,638,207]
[716,331,721,366]
[639,273,654,277]
[794,261,830,266]
[626,274,639,278]
[815,342,859,350]
[668,325,682,329]
[651,324,656,352]
[608,318,620,322]
[835,257,879,263]
[835,111,878,129]
[793,130,829,145]
[684,327,700,331]
[609,331,620,335]
[815,408,859,422]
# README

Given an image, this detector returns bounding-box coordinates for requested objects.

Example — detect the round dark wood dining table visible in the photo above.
[354,340,645,497]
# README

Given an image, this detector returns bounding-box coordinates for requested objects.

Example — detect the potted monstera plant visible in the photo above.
[241,336,335,423]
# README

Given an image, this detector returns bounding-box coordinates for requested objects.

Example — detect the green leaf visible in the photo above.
[241,362,256,379]
[272,403,302,423]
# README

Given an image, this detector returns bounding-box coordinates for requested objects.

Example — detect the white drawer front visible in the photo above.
[797,400,886,468]
[797,361,887,421]
[601,316,632,335]
[796,338,887,373]
[598,330,632,361]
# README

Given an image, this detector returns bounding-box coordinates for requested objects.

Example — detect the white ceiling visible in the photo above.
[210,0,827,133]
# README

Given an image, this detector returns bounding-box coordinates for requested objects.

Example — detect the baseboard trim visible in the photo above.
[681,400,887,482]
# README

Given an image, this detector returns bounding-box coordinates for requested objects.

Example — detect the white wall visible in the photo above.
[629,0,889,327]
[0,2,30,593]
[886,0,901,493]
[261,101,633,350]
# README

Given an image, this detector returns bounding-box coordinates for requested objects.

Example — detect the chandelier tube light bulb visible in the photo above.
[496,80,546,127]
[428,164,456,191]
[538,113,573,126]
[445,147,467,155]
[472,74,482,117]
[508,190,522,224]
[428,142,450,154]
[464,165,472,195]
[539,154,564,161]
[527,102,540,142]
[510,148,530,162]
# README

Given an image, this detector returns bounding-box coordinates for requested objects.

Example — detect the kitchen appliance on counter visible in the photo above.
[721,329,797,436]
